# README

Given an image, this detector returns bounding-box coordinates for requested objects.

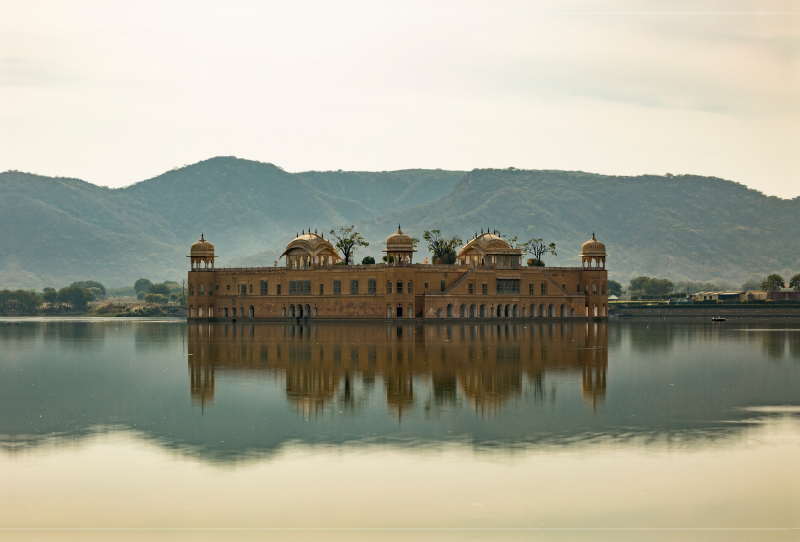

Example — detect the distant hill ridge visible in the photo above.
[1,156,797,290]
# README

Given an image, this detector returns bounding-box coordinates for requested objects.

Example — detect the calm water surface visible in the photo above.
[1,319,799,541]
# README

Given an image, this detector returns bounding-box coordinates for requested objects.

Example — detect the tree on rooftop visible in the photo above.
[520,238,557,266]
[760,274,785,292]
[329,226,369,265]
[422,230,462,265]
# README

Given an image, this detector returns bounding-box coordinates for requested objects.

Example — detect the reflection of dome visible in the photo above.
[190,234,215,256]
[383,226,416,253]
[581,233,606,255]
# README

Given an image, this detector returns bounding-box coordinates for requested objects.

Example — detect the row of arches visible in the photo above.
[283,304,316,318]
[190,258,214,269]
[190,303,606,319]
[435,303,606,319]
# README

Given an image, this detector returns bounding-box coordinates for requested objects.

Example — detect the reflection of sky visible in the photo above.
[1,0,798,197]
[1,417,798,532]
[1,320,799,463]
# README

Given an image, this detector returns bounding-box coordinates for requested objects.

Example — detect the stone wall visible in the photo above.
[611,305,800,317]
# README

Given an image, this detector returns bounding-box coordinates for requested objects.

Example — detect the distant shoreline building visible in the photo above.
[187,228,608,320]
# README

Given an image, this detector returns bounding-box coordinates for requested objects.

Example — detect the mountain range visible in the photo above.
[1,156,798,290]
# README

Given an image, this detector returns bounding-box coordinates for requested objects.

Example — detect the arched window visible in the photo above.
[199,307,204,317]
[397,281,403,294]
[408,281,413,294]
[601,283,606,294]
[199,285,204,295]
[592,284,598,294]
[387,281,392,294]
[190,284,195,295]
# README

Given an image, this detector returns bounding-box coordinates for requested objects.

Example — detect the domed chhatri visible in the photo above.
[457,231,520,268]
[383,225,416,264]
[188,234,216,270]
[581,233,606,269]
[280,230,341,269]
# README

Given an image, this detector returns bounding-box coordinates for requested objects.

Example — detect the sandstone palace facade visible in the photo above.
[187,228,608,320]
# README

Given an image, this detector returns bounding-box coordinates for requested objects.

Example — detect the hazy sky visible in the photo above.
[1,0,798,197]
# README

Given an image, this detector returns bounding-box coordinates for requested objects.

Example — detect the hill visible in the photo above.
[1,158,797,290]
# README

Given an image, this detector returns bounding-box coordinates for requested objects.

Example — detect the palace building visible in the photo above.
[187,228,608,320]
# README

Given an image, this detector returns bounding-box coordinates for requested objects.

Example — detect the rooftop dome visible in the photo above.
[190,234,215,255]
[384,225,416,252]
[457,231,514,258]
[280,230,339,258]
[581,233,606,255]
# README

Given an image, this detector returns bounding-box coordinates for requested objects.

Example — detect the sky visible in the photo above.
[1,0,798,197]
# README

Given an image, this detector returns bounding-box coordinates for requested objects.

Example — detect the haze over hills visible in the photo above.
[1,157,797,291]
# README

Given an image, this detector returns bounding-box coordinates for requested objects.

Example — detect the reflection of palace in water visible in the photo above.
[188,322,608,415]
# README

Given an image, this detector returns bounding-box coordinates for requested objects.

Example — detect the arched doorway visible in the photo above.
[513,304,519,317]
[447,304,454,318]
[560,304,566,317]
[530,304,536,317]
[249,305,254,318]
[459,304,467,317]
[437,308,443,318]
[288,304,295,317]
[539,304,546,317]
[570,308,575,317]
[480,304,487,317]
[190,307,195,317]
[496,304,503,317]
[397,306,403,318]
[470,304,477,317]
[305,304,311,318]
[549,304,555,317]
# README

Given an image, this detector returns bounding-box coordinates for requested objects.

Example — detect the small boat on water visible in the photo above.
[712,317,726,322]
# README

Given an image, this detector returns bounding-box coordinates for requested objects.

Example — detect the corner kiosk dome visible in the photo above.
[581,233,606,269]
[189,234,216,270]
[383,225,416,264]
[280,230,341,268]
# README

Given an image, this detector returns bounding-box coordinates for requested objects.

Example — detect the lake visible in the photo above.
[1,318,798,541]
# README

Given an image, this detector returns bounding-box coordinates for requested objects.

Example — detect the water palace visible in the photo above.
[187,227,608,320]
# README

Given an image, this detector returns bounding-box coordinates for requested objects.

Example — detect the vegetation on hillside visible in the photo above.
[1,158,798,288]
